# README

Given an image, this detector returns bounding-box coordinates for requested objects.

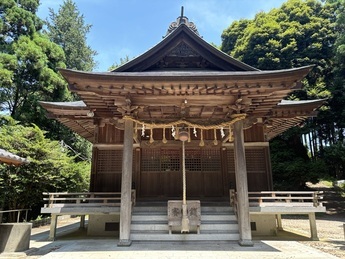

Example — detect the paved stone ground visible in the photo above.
[1,183,344,258]
[0,219,340,259]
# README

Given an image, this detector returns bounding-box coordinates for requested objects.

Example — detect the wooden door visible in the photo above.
[139,147,224,199]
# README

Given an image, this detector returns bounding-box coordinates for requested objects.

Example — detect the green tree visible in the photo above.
[0,116,90,220]
[0,0,71,121]
[221,0,337,99]
[45,0,97,71]
[221,0,342,187]
[44,0,98,161]
[109,55,131,71]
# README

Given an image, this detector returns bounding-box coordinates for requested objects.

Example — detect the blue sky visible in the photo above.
[37,0,287,71]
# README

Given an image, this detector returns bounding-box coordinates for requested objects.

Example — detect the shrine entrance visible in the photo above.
[139,147,225,199]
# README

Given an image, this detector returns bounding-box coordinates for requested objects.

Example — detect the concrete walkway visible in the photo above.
[28,239,338,259]
[0,219,338,259]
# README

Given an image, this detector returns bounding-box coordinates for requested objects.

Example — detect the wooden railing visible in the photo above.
[229,189,238,218]
[229,190,323,211]
[42,190,136,208]
[0,209,30,223]
[248,191,323,207]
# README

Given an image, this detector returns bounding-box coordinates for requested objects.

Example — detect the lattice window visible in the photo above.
[246,149,266,172]
[161,149,180,172]
[141,148,221,173]
[141,149,161,171]
[201,149,221,171]
[227,149,235,173]
[185,149,201,171]
[227,148,266,172]
[97,150,122,173]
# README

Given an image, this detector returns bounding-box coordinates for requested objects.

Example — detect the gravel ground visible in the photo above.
[282,215,344,258]
[281,183,345,258]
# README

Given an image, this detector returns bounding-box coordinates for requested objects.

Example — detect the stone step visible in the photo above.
[132,215,167,221]
[201,207,234,213]
[130,205,239,242]
[201,214,236,221]
[130,233,240,241]
[131,224,170,231]
[133,206,234,213]
[200,224,238,231]
[132,206,167,213]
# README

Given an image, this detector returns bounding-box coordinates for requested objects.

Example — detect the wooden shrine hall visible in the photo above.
[40,11,326,246]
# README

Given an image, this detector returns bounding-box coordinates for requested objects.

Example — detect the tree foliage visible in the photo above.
[221,0,337,99]
[0,0,71,121]
[45,0,97,71]
[44,0,98,161]
[221,0,345,187]
[0,116,90,220]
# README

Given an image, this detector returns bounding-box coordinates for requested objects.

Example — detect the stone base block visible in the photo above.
[0,223,32,252]
[87,215,120,237]
[250,214,277,236]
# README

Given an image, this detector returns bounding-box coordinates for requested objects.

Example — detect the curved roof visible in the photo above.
[0,148,29,166]
[113,24,258,72]
[41,14,323,143]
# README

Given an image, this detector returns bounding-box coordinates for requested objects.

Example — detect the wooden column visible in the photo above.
[118,119,134,246]
[233,120,253,246]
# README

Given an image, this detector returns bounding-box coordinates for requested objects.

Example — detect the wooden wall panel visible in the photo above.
[97,125,124,144]
[140,172,162,197]
[186,172,204,197]
[244,124,265,142]
[163,172,182,197]
[227,146,272,191]
[204,172,223,197]
[91,148,136,192]
[95,173,122,192]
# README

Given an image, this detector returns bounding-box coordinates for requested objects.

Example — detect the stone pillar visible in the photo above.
[48,214,58,241]
[308,213,319,240]
[233,120,253,246]
[80,215,86,229]
[276,214,283,230]
[118,119,134,246]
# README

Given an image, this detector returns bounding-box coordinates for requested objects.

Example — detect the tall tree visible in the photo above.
[44,0,98,160]
[221,0,337,99]
[221,0,342,187]
[45,0,97,71]
[321,0,345,179]
[0,0,71,121]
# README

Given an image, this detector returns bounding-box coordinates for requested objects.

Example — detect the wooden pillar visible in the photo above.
[48,214,58,241]
[308,213,319,240]
[118,119,134,246]
[233,120,253,246]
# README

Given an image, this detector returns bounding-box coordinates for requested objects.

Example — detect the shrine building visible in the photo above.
[40,11,326,246]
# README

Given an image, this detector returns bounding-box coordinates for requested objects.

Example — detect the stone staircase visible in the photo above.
[130,203,239,241]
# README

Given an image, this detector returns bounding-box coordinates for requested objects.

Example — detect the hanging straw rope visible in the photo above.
[123,114,246,130]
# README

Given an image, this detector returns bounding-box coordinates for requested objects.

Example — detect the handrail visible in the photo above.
[229,190,324,209]
[0,209,30,223]
[42,190,136,208]
[248,191,323,207]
